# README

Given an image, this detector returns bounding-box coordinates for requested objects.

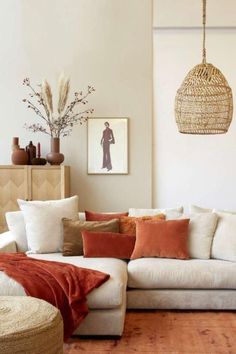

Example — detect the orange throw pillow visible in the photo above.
[119,214,165,236]
[85,210,128,221]
[131,219,190,260]
[82,231,136,259]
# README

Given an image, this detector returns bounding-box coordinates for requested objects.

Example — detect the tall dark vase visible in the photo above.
[46,137,64,165]
[26,141,36,165]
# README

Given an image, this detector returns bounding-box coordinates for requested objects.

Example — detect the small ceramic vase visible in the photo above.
[12,137,19,152]
[46,137,64,165]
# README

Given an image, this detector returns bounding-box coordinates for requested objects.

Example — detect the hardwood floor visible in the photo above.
[64,310,236,354]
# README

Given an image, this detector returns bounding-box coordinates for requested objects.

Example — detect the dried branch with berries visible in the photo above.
[22,76,95,138]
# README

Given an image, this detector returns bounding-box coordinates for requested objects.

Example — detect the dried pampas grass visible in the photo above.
[58,75,70,114]
[41,79,53,115]
[23,76,94,138]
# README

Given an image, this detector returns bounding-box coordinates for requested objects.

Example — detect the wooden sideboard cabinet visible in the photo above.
[0,165,70,233]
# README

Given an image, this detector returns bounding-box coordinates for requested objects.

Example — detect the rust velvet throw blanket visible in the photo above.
[0,253,110,340]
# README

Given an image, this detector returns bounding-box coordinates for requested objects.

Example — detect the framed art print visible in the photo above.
[87,117,128,174]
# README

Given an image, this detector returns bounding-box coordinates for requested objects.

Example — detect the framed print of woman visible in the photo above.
[101,121,115,171]
[87,118,128,174]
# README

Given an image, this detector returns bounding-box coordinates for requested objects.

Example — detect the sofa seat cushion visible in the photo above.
[128,258,236,289]
[0,253,127,310]
[33,254,128,309]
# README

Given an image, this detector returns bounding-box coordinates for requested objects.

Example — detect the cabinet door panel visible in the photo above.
[0,167,27,232]
[30,168,62,201]
[0,166,70,233]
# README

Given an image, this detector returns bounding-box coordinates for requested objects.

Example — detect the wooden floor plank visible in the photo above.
[64,310,236,354]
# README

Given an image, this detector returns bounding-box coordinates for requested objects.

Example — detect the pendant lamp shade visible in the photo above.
[175,63,233,134]
[175,0,233,134]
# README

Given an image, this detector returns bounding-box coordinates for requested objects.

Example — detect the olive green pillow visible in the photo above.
[62,218,119,256]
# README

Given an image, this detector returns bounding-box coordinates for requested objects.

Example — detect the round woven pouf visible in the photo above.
[0,296,63,354]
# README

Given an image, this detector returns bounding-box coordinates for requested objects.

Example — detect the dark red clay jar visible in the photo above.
[46,137,64,165]
[12,148,28,165]
[25,141,36,165]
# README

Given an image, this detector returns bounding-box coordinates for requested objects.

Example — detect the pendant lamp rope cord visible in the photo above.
[202,0,207,64]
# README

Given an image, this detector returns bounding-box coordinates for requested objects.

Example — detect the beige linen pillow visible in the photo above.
[187,213,218,259]
[211,212,236,262]
[62,218,119,256]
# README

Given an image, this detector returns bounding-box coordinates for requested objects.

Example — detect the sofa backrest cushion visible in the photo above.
[190,204,236,215]
[128,206,183,220]
[211,212,236,262]
[5,211,28,252]
[214,208,236,215]
[79,212,86,221]
[190,205,213,213]
[186,212,218,259]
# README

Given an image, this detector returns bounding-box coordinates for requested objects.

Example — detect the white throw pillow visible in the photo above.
[128,206,183,220]
[211,212,236,262]
[18,196,79,254]
[186,213,218,259]
[190,205,213,213]
[5,211,27,252]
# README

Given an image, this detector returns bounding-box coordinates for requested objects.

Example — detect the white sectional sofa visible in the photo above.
[0,209,236,336]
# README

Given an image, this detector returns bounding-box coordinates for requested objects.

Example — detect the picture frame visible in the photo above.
[87,117,128,175]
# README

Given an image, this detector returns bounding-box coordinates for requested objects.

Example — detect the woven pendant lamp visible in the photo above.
[175,0,233,134]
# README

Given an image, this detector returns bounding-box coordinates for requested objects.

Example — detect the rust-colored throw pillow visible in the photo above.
[62,218,119,256]
[119,214,166,236]
[85,210,128,221]
[82,231,136,259]
[131,219,190,260]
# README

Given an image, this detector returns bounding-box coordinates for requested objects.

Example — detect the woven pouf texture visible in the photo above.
[0,296,63,354]
[175,63,233,134]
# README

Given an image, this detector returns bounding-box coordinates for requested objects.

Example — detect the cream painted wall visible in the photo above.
[153,0,236,28]
[0,0,153,211]
[153,1,236,210]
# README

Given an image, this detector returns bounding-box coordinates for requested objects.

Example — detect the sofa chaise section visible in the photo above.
[0,233,128,336]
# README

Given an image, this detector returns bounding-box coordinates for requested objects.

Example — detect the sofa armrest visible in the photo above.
[0,231,17,253]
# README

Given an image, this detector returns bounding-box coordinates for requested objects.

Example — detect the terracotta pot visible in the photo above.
[12,148,28,165]
[46,137,64,165]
